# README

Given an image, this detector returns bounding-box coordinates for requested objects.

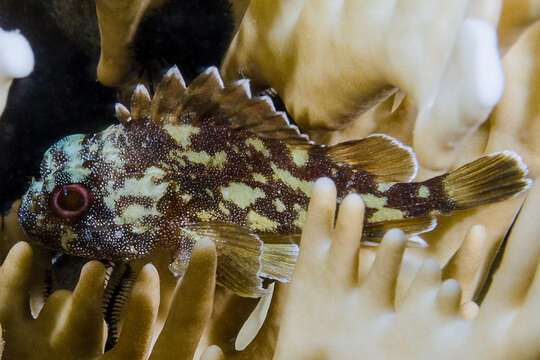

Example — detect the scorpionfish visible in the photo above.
[19,66,532,297]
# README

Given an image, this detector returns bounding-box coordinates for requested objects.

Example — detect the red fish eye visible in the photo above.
[51,184,92,218]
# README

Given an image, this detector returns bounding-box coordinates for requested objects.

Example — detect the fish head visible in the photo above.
[18,125,163,261]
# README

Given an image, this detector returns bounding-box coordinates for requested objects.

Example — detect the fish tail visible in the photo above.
[431,151,532,212]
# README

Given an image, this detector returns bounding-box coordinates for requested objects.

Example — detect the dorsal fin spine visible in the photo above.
[130,84,151,121]
[115,103,131,125]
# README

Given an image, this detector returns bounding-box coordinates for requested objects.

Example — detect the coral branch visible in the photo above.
[0,28,34,118]
[94,0,167,86]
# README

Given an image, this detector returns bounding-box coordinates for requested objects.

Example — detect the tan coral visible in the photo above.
[221,0,507,170]
[498,0,540,53]
[94,0,168,86]
[0,223,217,359]
[268,3,540,305]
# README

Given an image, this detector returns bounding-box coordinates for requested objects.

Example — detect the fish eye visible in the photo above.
[50,184,92,219]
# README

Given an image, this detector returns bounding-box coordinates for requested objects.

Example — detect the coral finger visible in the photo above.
[460,301,479,321]
[36,289,71,328]
[357,248,376,285]
[435,279,462,317]
[482,179,540,311]
[413,19,503,170]
[442,225,488,303]
[52,261,106,355]
[0,28,34,118]
[300,178,337,258]
[102,264,160,360]
[400,259,441,311]
[329,193,365,284]
[363,229,406,308]
[150,238,217,360]
[200,345,224,360]
[0,242,33,322]
[519,255,540,326]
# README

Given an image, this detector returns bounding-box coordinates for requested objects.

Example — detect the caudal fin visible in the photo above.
[441,151,532,210]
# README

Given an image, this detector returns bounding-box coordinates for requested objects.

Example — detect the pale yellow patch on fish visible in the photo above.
[219,202,230,215]
[89,142,99,153]
[100,125,126,169]
[116,204,160,226]
[104,166,168,225]
[206,189,214,198]
[197,210,219,221]
[252,173,267,183]
[163,124,200,147]
[377,182,395,193]
[361,193,404,222]
[52,134,92,190]
[247,210,280,231]
[181,194,192,202]
[180,150,211,165]
[418,185,430,198]
[164,151,186,167]
[60,227,78,250]
[270,163,313,196]
[245,138,269,157]
[220,182,265,209]
[273,199,286,212]
[212,151,228,169]
[360,194,387,209]
[370,208,404,222]
[287,145,309,167]
[293,204,307,228]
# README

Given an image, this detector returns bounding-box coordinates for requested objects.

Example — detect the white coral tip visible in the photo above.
[0,28,34,79]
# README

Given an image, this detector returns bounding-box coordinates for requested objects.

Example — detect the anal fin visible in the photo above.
[363,216,437,241]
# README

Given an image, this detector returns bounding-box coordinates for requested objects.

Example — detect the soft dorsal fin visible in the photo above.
[120,66,311,144]
[324,134,418,182]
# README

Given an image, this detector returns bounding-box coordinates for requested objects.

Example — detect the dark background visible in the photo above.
[0,0,234,214]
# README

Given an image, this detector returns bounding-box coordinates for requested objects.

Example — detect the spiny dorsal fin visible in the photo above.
[325,134,418,182]
[128,65,312,144]
[130,84,151,121]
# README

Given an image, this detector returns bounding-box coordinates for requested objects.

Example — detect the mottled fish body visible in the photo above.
[19,66,532,297]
